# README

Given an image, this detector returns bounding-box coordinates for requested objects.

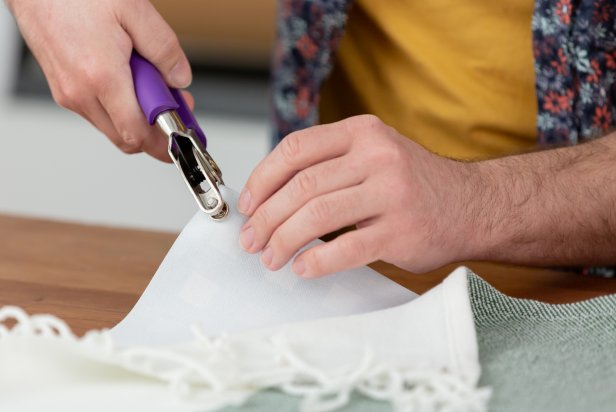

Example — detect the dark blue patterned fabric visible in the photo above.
[533,0,616,144]
[271,0,353,142]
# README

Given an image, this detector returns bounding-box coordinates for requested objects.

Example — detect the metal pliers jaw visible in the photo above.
[130,51,228,221]
[156,111,229,220]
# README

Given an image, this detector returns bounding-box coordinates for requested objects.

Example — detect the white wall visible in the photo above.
[0,6,270,232]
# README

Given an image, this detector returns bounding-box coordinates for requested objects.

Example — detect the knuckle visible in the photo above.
[252,204,272,232]
[339,235,368,261]
[346,156,364,178]
[268,229,293,261]
[349,114,385,134]
[52,83,79,109]
[118,130,145,153]
[117,142,141,155]
[291,170,317,197]
[80,63,112,91]
[370,140,402,164]
[306,198,333,224]
[268,231,284,253]
[279,132,302,164]
[343,114,392,151]
[360,114,383,127]
[304,250,323,275]
[51,89,72,109]
[151,32,181,64]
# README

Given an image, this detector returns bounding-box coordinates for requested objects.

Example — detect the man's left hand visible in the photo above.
[237,115,478,278]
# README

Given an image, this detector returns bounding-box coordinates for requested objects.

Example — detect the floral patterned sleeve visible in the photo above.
[532,0,616,144]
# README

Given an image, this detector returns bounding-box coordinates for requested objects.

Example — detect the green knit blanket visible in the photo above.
[217,272,616,412]
[469,272,616,412]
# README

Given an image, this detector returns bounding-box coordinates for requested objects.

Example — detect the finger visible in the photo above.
[85,94,170,162]
[140,125,171,162]
[260,184,379,271]
[96,63,171,162]
[181,90,195,110]
[121,0,192,88]
[241,155,366,253]
[81,97,138,153]
[240,121,354,216]
[94,99,169,162]
[292,225,384,278]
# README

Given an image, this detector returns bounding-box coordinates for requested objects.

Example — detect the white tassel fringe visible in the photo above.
[0,306,491,412]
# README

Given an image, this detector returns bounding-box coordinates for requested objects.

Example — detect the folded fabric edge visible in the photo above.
[442,267,484,380]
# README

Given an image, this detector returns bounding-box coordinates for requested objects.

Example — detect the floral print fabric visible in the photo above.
[271,0,353,142]
[533,0,616,144]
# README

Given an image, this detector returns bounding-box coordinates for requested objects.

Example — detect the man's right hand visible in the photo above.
[6,0,192,161]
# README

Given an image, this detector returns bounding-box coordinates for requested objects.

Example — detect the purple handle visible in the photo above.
[130,51,208,148]
[130,52,178,124]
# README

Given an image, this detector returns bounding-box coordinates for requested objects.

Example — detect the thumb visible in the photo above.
[121,0,192,88]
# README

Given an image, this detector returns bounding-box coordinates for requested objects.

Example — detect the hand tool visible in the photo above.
[130,51,228,220]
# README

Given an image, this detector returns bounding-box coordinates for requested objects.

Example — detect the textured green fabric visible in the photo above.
[216,390,391,412]
[469,272,616,412]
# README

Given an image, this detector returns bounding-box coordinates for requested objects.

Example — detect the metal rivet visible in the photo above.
[210,202,229,221]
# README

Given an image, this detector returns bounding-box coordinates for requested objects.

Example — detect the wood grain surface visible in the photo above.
[2,214,616,336]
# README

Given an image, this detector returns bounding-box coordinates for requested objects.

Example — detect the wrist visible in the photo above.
[437,159,492,263]
[454,158,521,262]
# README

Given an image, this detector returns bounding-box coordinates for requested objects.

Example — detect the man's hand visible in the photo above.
[238,115,478,278]
[6,0,192,161]
[239,113,616,278]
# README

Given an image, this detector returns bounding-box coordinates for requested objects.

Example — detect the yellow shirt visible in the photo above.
[319,0,537,160]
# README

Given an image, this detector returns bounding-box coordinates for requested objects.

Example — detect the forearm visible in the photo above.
[465,131,616,266]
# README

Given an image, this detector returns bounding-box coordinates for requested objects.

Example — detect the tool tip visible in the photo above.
[210,201,229,221]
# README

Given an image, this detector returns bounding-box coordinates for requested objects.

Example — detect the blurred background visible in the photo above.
[0,1,274,232]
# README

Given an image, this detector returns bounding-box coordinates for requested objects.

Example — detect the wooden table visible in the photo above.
[2,214,616,336]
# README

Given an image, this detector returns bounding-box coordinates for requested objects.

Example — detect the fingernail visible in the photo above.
[261,246,273,268]
[169,60,192,88]
[238,189,251,214]
[239,226,255,251]
[293,258,306,277]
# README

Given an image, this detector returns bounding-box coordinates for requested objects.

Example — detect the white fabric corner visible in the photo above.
[111,186,416,346]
